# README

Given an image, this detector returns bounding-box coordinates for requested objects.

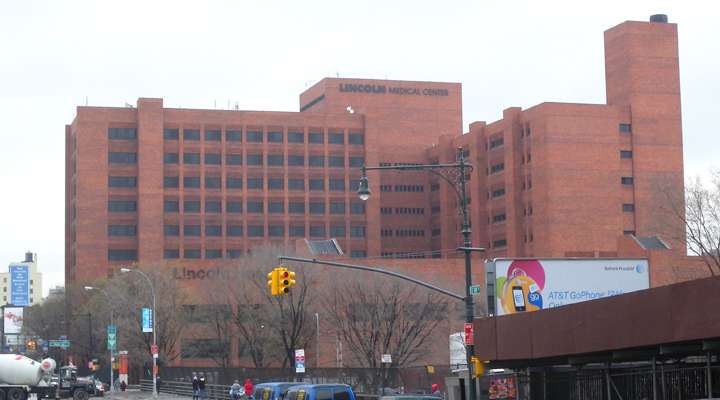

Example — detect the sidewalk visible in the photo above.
[107,391,188,400]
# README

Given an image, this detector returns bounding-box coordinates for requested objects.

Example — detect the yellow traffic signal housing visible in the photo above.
[470,356,484,378]
[278,267,296,295]
[267,269,279,296]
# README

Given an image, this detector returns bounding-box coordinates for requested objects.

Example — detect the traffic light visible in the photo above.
[267,269,279,296]
[277,267,296,295]
[26,339,36,351]
[470,356,484,378]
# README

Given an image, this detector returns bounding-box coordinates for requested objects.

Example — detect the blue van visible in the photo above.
[253,383,301,400]
[284,384,356,400]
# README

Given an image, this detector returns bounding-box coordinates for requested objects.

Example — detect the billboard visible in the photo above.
[9,264,29,306]
[3,307,24,334]
[489,258,649,316]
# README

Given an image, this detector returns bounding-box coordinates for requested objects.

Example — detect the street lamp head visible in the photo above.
[357,174,371,201]
[119,267,131,273]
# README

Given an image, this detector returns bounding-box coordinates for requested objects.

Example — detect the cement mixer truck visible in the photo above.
[0,354,94,400]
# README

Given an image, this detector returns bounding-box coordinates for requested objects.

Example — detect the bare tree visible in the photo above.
[325,277,449,391]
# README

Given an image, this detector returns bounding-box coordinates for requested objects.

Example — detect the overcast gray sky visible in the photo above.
[1,0,717,294]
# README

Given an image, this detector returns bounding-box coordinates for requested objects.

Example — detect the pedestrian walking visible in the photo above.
[192,374,200,400]
[431,384,442,398]
[243,379,254,400]
[229,380,243,400]
[199,373,208,400]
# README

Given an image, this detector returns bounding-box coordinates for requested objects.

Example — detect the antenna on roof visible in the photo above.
[336,72,339,78]
[85,96,88,106]
[234,102,239,110]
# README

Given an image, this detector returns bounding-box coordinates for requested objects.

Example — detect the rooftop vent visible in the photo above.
[650,14,668,23]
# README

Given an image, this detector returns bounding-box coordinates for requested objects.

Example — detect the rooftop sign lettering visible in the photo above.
[339,83,448,96]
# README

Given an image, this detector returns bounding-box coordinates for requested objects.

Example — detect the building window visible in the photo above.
[329,156,345,168]
[226,130,242,142]
[309,156,325,167]
[623,230,636,235]
[380,185,392,192]
[330,201,345,214]
[205,130,221,141]
[205,249,222,259]
[619,123,632,133]
[309,202,325,214]
[247,201,264,213]
[329,132,344,144]
[108,152,137,164]
[205,153,221,165]
[205,201,221,213]
[109,176,137,188]
[621,177,634,185]
[350,226,366,237]
[246,154,263,166]
[432,228,441,237]
[620,150,633,159]
[163,128,179,140]
[183,176,200,188]
[184,153,201,164]
[164,153,179,164]
[288,179,305,190]
[108,200,137,212]
[491,188,505,198]
[489,137,504,149]
[108,128,137,140]
[329,179,345,191]
[164,200,179,213]
[205,177,222,189]
[309,179,325,191]
[492,213,507,223]
[289,202,305,214]
[309,226,326,237]
[623,203,635,212]
[381,229,393,237]
[226,154,242,165]
[290,225,305,237]
[247,225,264,237]
[227,225,243,236]
[288,155,305,166]
[350,202,365,215]
[490,163,505,174]
[184,249,201,259]
[349,157,365,167]
[330,225,346,237]
[184,200,201,213]
[184,129,200,141]
[306,131,324,144]
[227,201,242,213]
[268,178,284,190]
[247,178,264,189]
[267,154,284,166]
[164,249,180,259]
[288,132,304,143]
[349,179,360,191]
[492,239,507,248]
[247,131,263,143]
[268,201,284,213]
[164,225,180,236]
[108,249,137,261]
[226,177,243,189]
[268,225,284,237]
[431,206,440,214]
[267,131,283,143]
[184,225,201,236]
[108,225,137,236]
[349,133,364,145]
[205,225,222,236]
[163,176,179,188]
[227,249,243,258]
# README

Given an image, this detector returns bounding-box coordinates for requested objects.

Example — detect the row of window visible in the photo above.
[162,128,365,145]
[381,229,426,237]
[107,199,366,214]
[160,224,367,238]
[162,153,366,168]
[161,176,362,192]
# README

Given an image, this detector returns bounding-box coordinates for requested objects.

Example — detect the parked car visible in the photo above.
[253,382,300,400]
[285,384,356,400]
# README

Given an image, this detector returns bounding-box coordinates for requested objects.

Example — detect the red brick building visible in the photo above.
[65,16,702,368]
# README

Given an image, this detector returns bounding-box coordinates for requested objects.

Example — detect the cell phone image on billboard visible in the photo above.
[512,286,526,312]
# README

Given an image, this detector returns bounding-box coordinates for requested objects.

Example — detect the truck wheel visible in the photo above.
[72,390,88,400]
[6,388,25,400]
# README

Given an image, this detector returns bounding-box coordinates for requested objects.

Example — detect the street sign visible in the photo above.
[142,308,153,333]
[151,344,159,355]
[381,354,392,364]
[464,323,474,345]
[107,325,117,351]
[48,339,71,349]
[470,285,482,295]
[295,349,305,373]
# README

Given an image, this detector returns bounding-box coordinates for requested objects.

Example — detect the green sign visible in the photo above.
[48,340,71,349]
[108,325,117,351]
[470,285,482,295]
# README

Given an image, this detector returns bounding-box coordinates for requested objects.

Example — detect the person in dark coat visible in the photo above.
[192,374,200,400]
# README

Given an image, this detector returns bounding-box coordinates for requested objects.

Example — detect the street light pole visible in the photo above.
[315,313,320,368]
[120,267,157,398]
[358,147,479,400]
[84,286,114,398]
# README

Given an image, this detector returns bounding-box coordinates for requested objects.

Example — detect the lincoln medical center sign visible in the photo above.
[339,83,449,97]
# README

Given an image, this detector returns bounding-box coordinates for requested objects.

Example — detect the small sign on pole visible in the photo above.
[295,349,306,373]
[470,285,482,295]
[107,325,117,351]
[142,308,153,333]
[464,323,474,345]
[381,354,392,364]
